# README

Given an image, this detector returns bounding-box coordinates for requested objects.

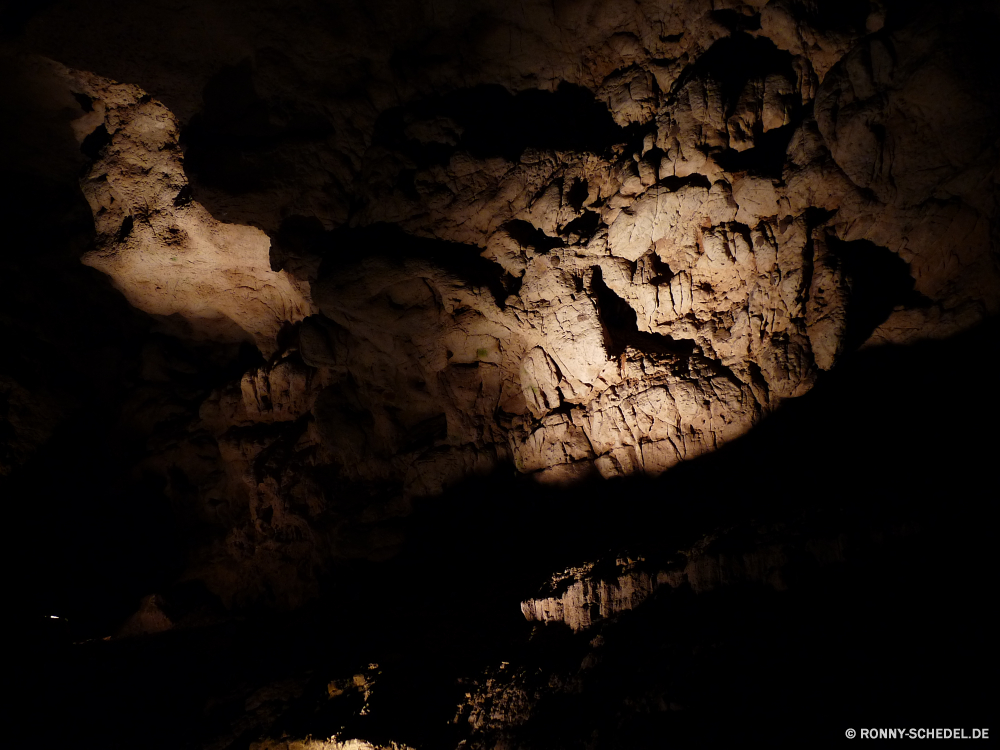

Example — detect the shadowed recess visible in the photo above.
[676,33,798,112]
[303,222,518,308]
[713,123,797,178]
[181,58,335,193]
[374,82,634,165]
[828,236,932,352]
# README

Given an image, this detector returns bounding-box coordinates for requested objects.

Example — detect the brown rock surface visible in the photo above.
[3,3,998,724]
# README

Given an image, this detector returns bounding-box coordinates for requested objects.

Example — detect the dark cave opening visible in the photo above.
[657,173,713,192]
[590,265,696,359]
[560,209,601,240]
[79,122,112,160]
[305,222,518,308]
[713,122,797,178]
[501,219,565,254]
[828,235,933,353]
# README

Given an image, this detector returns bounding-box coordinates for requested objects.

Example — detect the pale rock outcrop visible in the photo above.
[520,558,675,632]
[253,739,412,750]
[521,531,853,632]
[65,67,315,355]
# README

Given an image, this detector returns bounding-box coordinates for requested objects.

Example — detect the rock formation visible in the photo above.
[3,0,998,746]
[6,0,996,609]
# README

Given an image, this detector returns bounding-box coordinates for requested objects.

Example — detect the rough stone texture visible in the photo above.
[5,0,998,609]
[6,2,999,748]
[520,557,674,632]
[519,531,850,632]
[252,739,411,750]
[65,65,316,353]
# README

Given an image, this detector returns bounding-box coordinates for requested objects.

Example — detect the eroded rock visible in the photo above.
[7,0,997,608]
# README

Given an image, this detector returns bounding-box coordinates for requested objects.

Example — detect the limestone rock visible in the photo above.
[252,741,411,750]
[7,0,998,609]
[520,530,851,632]
[815,6,1000,213]
[66,67,315,355]
[520,557,675,632]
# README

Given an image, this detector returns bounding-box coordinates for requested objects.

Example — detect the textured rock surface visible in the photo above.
[17,313,1000,750]
[8,0,996,607]
[253,739,412,750]
[65,65,316,353]
[4,3,999,721]
[519,536,811,632]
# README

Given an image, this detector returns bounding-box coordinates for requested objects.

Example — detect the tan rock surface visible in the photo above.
[7,0,997,605]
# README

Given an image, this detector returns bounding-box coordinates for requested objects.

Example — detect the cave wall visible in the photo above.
[2,0,998,611]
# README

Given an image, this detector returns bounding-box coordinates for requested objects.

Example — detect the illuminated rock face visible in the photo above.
[14,0,999,604]
[66,67,316,354]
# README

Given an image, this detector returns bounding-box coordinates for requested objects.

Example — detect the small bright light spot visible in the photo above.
[49,615,60,619]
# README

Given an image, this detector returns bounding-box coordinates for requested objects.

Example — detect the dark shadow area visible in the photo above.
[0,54,181,640]
[713,122,797,178]
[373,82,634,166]
[371,315,1000,746]
[490,518,994,748]
[565,177,590,212]
[797,0,873,32]
[18,316,998,748]
[560,209,602,240]
[0,57,275,651]
[657,173,713,192]
[181,58,335,193]
[711,8,762,33]
[79,122,112,160]
[676,33,797,114]
[882,0,938,31]
[670,33,803,178]
[269,214,328,275]
[829,235,932,353]
[9,429,183,629]
[305,222,519,308]
[5,8,997,748]
[502,219,565,254]
[0,0,61,39]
